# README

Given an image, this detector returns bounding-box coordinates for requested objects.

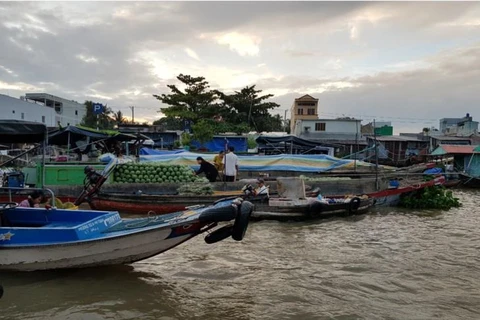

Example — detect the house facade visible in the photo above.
[290,95,319,134]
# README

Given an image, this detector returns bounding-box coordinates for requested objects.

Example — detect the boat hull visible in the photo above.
[0,223,208,272]
[250,198,374,221]
[89,192,242,215]
[460,174,480,188]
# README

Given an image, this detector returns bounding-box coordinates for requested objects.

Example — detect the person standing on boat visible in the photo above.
[223,146,239,182]
[18,191,44,208]
[213,150,225,172]
[195,157,219,182]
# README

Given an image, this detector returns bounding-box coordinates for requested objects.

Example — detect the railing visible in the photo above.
[0,187,56,207]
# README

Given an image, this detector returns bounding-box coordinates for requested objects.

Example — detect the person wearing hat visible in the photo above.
[195,157,219,182]
[254,178,269,197]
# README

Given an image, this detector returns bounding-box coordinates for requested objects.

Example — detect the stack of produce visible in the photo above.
[177,177,214,195]
[113,163,197,184]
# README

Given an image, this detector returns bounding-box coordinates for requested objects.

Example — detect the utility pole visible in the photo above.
[129,106,135,124]
[373,119,379,190]
[284,109,288,133]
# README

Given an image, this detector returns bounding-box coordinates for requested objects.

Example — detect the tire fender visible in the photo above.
[231,201,253,241]
[349,197,361,214]
[205,224,234,244]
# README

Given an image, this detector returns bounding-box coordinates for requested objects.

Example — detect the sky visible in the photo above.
[1,1,480,133]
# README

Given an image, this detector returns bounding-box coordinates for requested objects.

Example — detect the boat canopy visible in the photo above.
[0,120,47,143]
[48,125,138,145]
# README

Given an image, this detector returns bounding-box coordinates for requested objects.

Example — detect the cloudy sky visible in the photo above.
[1,1,480,133]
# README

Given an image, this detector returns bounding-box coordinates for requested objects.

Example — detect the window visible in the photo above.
[42,116,45,123]
[315,123,326,131]
[298,102,316,106]
[307,108,315,115]
[297,108,304,115]
[21,112,25,120]
[12,110,15,114]
[75,110,78,116]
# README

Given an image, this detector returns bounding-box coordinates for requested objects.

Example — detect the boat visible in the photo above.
[366,175,446,206]
[459,173,480,188]
[88,191,245,215]
[0,120,255,272]
[248,195,374,221]
[0,197,253,271]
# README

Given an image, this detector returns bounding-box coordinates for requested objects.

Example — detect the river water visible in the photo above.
[1,189,480,320]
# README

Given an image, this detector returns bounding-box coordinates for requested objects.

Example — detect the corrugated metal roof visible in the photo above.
[432,145,476,155]
[367,135,423,142]
[432,135,471,141]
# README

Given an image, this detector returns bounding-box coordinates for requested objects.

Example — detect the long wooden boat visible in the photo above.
[249,196,374,221]
[0,198,253,271]
[89,190,245,215]
[459,174,480,188]
[365,175,446,207]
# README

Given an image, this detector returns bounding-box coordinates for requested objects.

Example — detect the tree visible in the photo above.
[153,74,224,122]
[113,110,126,125]
[192,119,214,149]
[218,85,281,132]
[153,117,183,131]
[80,101,115,130]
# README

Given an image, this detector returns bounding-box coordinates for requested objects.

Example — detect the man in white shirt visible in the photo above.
[223,146,238,182]
[254,178,269,197]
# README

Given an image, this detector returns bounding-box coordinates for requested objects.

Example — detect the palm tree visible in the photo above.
[113,111,126,125]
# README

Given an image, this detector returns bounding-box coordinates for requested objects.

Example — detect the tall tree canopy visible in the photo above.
[153,74,223,122]
[153,74,283,134]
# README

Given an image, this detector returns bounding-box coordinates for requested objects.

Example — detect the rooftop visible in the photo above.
[431,135,472,141]
[367,135,424,142]
[431,145,477,155]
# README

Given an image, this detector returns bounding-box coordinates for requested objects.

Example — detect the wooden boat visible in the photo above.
[459,174,480,188]
[89,190,245,215]
[365,175,446,207]
[0,197,253,271]
[248,196,374,221]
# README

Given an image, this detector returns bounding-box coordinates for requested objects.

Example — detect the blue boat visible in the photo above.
[0,198,252,271]
[0,120,253,272]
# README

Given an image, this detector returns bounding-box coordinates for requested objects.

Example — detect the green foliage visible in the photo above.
[153,74,224,122]
[177,178,214,195]
[154,75,283,134]
[113,111,126,125]
[181,132,191,147]
[399,186,461,210]
[80,101,115,130]
[192,119,214,147]
[247,136,257,149]
[153,117,183,131]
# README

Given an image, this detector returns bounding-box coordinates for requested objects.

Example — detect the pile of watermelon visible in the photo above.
[113,163,197,184]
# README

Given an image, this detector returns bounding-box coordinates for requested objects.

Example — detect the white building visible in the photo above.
[293,118,362,136]
[0,93,86,128]
[25,93,86,127]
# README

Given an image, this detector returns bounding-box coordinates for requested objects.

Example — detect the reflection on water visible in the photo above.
[1,190,480,320]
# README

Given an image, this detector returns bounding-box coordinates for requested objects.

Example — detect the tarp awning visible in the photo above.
[0,120,47,143]
[48,125,137,145]
[255,135,323,148]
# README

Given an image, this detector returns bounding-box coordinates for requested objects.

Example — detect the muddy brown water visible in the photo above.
[1,190,479,320]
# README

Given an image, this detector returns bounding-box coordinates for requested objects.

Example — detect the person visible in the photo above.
[213,150,225,172]
[223,146,238,182]
[18,190,45,208]
[194,157,219,182]
[254,178,269,197]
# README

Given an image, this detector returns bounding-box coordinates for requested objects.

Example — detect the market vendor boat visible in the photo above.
[360,175,446,207]
[248,195,374,221]
[0,197,253,271]
[0,120,255,272]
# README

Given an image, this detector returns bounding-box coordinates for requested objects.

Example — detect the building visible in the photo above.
[430,145,479,176]
[25,93,86,127]
[429,135,472,151]
[290,95,319,133]
[366,135,429,166]
[117,124,180,149]
[361,121,393,136]
[0,94,56,126]
[0,93,86,128]
[439,113,478,136]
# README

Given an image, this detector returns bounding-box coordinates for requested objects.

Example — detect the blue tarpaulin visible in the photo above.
[191,136,247,152]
